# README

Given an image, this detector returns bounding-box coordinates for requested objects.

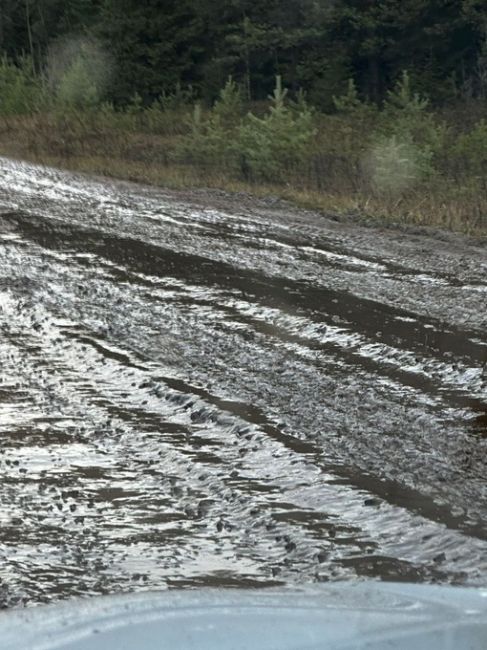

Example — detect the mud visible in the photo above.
[0,157,486,607]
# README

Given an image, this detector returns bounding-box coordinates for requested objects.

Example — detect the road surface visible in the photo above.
[0,157,486,606]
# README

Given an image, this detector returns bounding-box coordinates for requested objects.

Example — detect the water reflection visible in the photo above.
[0,159,486,607]
[470,408,487,437]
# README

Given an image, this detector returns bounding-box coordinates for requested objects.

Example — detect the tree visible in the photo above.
[328,0,483,103]
[1,0,487,107]
[99,0,208,103]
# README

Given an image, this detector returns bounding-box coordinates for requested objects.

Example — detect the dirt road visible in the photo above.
[0,157,486,606]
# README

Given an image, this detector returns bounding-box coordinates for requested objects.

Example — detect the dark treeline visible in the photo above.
[2,0,487,107]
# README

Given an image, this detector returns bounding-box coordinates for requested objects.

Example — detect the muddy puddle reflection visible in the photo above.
[0,158,486,607]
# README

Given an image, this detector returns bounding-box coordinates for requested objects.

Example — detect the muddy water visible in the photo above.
[0,157,486,606]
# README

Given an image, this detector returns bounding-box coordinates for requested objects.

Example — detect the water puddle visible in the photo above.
[0,158,486,607]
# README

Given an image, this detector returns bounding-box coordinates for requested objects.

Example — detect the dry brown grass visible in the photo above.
[0,113,485,237]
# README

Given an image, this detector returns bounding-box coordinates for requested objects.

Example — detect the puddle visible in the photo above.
[0,158,486,607]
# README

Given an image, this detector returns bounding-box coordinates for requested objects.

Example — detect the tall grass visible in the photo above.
[0,61,485,236]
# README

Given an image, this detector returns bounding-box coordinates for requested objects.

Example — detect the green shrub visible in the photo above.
[141,84,196,135]
[175,78,242,168]
[451,119,487,179]
[236,76,315,181]
[212,77,243,126]
[56,55,100,109]
[178,75,316,182]
[379,71,446,155]
[0,57,43,116]
[362,71,447,194]
[367,135,434,196]
[157,83,196,111]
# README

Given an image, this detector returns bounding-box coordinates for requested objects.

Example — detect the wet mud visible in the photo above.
[0,157,486,606]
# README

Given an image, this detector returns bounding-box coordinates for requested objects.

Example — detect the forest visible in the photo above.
[1,0,487,233]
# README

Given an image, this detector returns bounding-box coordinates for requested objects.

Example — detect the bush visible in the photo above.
[362,71,447,195]
[451,119,487,180]
[379,71,446,157]
[0,57,43,116]
[137,84,196,135]
[176,76,315,182]
[237,76,315,181]
[56,55,100,109]
[367,135,433,196]
[175,77,242,169]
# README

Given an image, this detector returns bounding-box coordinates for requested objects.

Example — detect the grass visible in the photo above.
[0,112,486,238]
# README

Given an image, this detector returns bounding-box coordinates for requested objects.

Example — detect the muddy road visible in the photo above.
[0,157,486,606]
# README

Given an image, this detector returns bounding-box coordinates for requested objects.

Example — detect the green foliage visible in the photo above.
[380,71,432,138]
[176,78,242,167]
[176,76,315,182]
[3,0,487,108]
[0,57,43,116]
[237,76,315,181]
[385,71,429,113]
[368,71,447,191]
[333,79,363,113]
[212,77,243,126]
[451,120,487,178]
[368,135,434,196]
[126,92,143,116]
[56,55,100,109]
[157,84,196,111]
[331,79,377,143]
[380,71,439,145]
[133,85,195,135]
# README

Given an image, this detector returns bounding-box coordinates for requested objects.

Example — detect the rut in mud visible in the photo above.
[0,157,486,606]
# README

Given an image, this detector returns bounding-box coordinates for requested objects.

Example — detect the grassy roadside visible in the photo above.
[0,97,486,239]
[0,59,486,237]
